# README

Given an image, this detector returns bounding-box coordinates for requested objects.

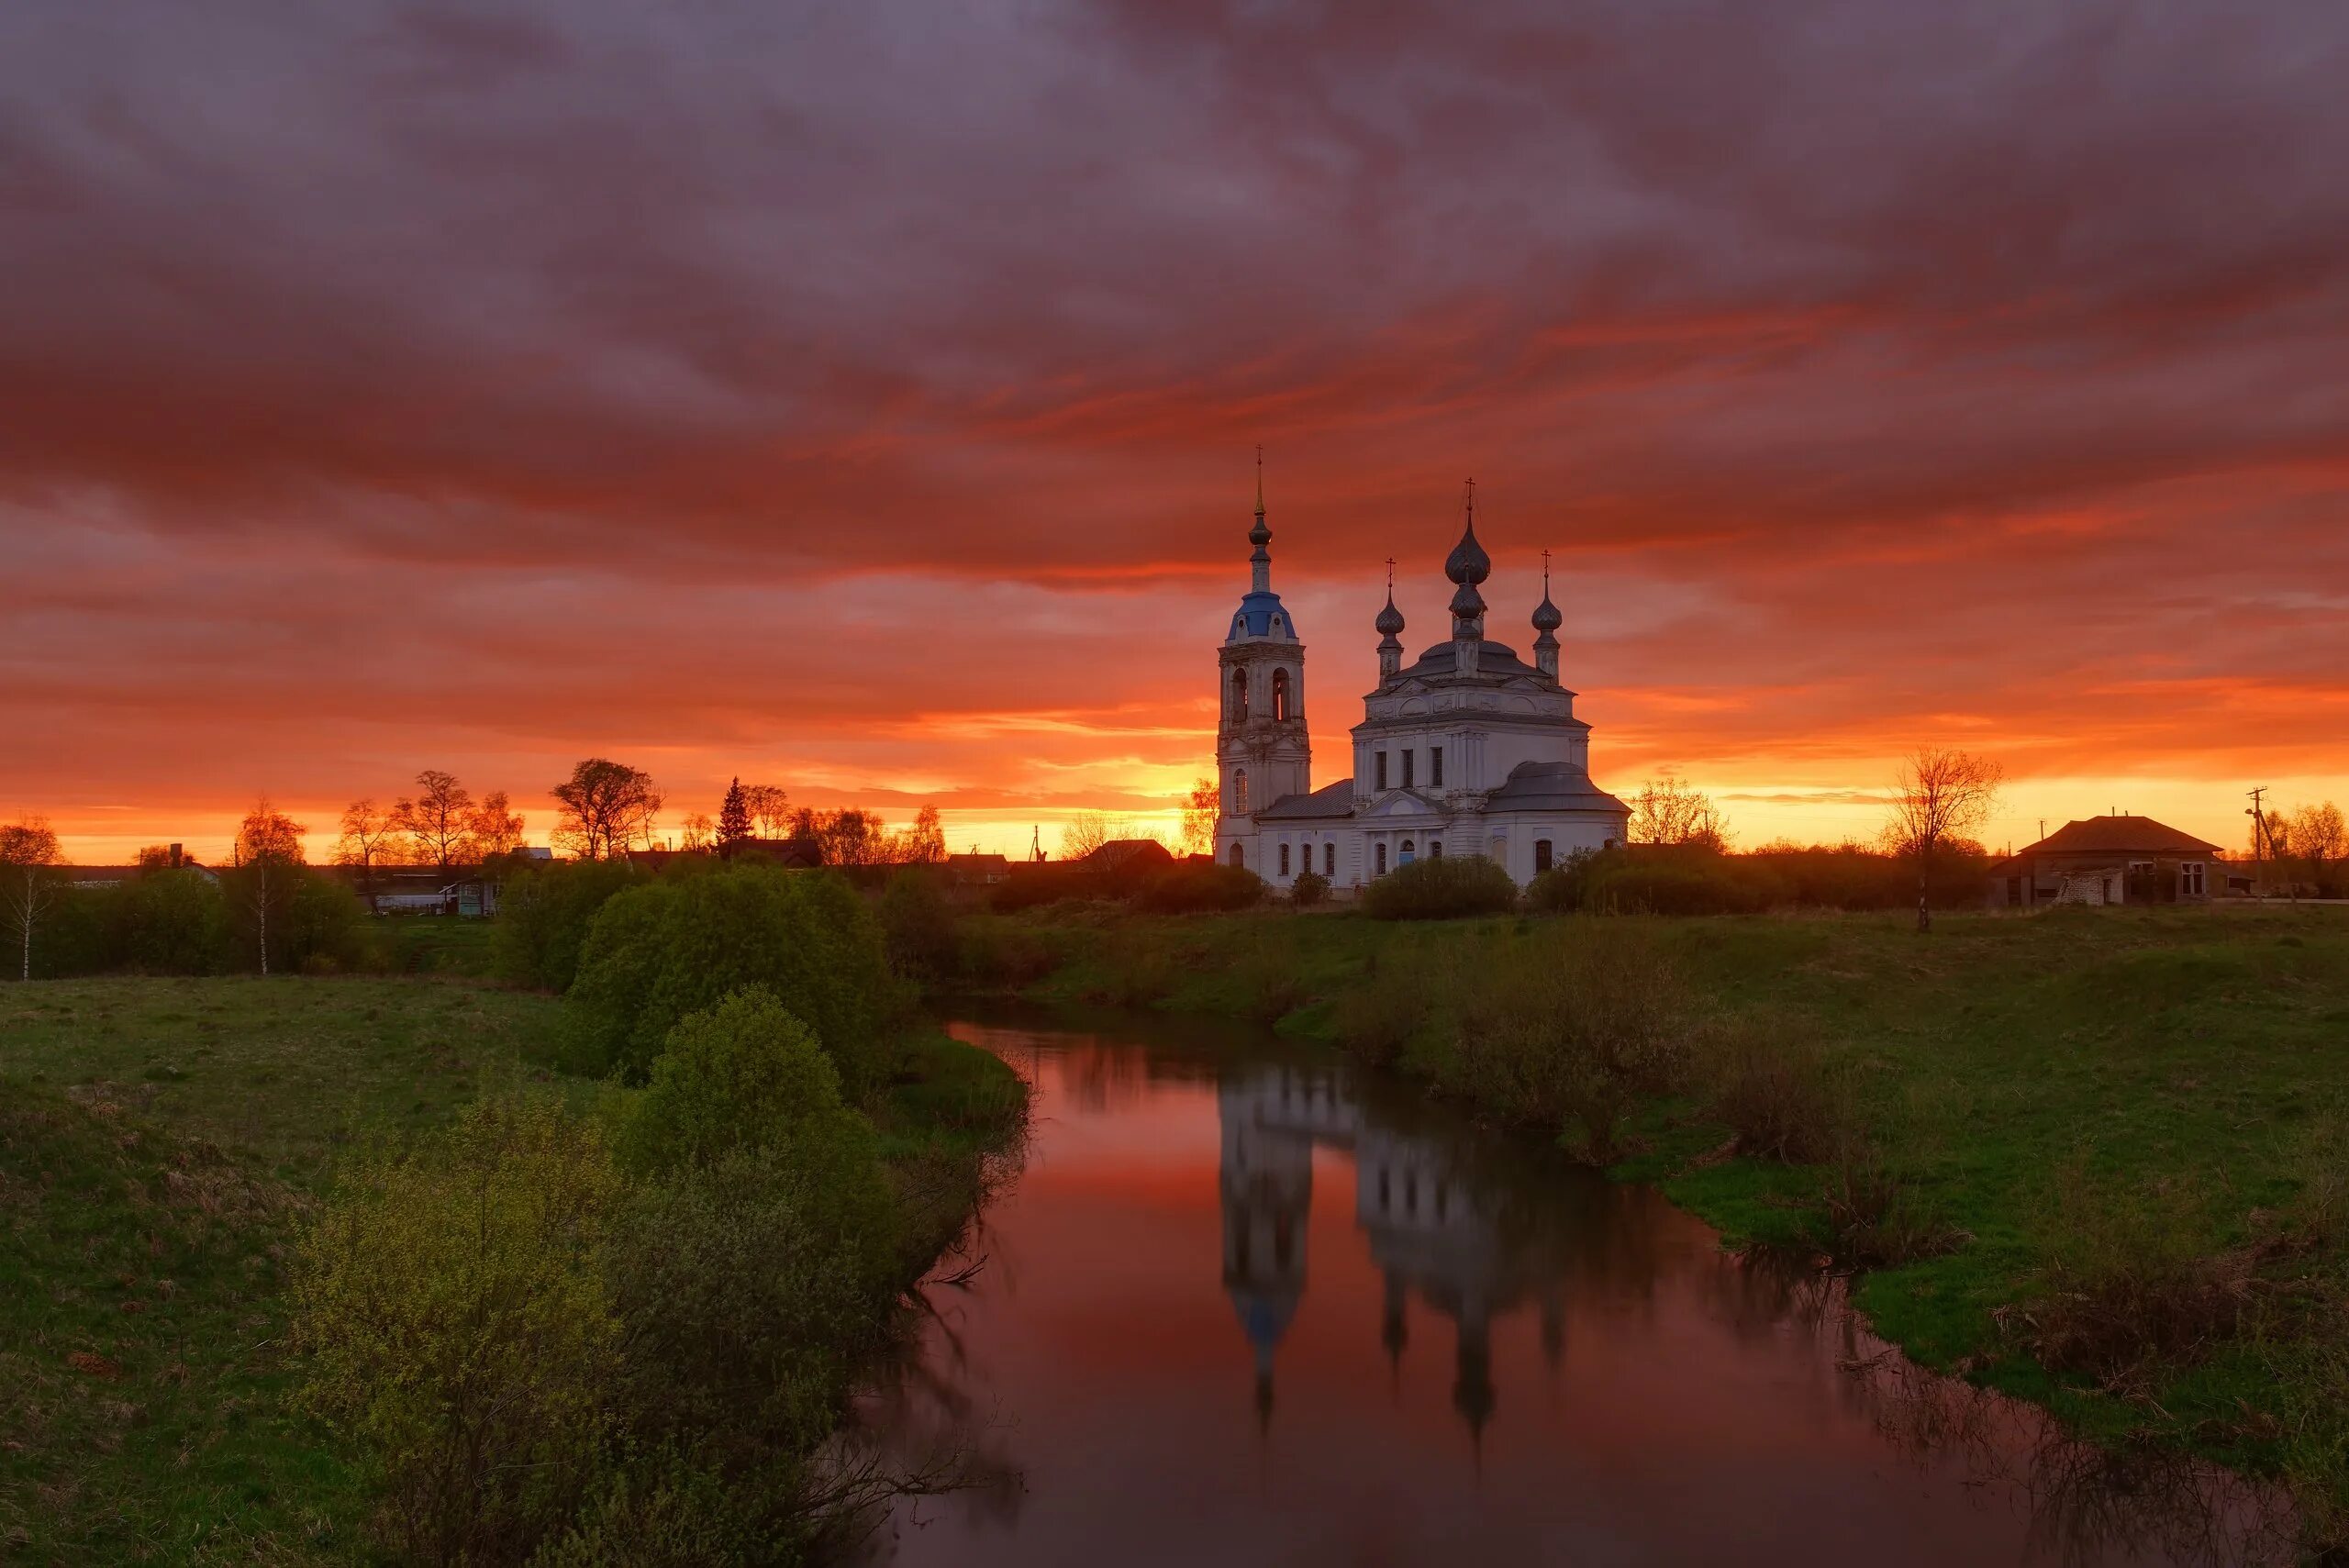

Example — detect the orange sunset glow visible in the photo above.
[6,3,2346,862]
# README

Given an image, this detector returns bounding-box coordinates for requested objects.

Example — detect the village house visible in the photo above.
[1986,814,2224,907]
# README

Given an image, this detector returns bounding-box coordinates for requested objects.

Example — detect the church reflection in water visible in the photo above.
[1219,1061,1567,1446]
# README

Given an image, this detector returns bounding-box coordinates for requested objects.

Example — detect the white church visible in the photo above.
[1214,475,1630,890]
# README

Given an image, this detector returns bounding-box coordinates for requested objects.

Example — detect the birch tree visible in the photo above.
[0,819,62,981]
[236,801,306,975]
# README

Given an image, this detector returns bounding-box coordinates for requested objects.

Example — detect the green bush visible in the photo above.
[492,860,644,992]
[220,862,373,974]
[1361,854,1518,920]
[877,869,959,981]
[111,869,231,974]
[1290,869,1330,907]
[617,989,894,1255]
[566,868,898,1092]
[292,1097,622,1564]
[1445,921,1692,1160]
[1134,863,1264,913]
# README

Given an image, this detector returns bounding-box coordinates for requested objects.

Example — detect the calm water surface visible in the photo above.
[858,1009,2282,1567]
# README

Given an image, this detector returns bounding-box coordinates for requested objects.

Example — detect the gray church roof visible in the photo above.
[1486,760,1628,813]
[1255,778,1358,820]
[1394,639,1546,683]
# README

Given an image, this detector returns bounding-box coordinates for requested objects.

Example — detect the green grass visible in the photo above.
[0,973,1023,1563]
[1003,901,2349,1518]
[0,977,573,1564]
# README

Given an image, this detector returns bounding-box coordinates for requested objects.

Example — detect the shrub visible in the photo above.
[2016,1162,2247,1383]
[1290,869,1330,907]
[566,867,898,1092]
[1820,1150,1967,1268]
[292,1098,622,1564]
[1362,855,1517,921]
[603,1149,880,1540]
[952,913,1057,989]
[1446,920,1691,1160]
[112,868,230,974]
[616,988,895,1260]
[877,870,959,982]
[1706,1021,1850,1164]
[492,859,644,992]
[1135,862,1264,913]
[1326,945,1442,1068]
[1524,847,1611,914]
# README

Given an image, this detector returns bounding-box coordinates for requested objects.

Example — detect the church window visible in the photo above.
[1375,842,1388,875]
[1278,843,1290,876]
[1230,668,1249,722]
[1401,750,1415,788]
[1603,836,1617,851]
[1230,841,1245,870]
[1399,839,1416,866]
[1272,668,1291,721]
[1431,746,1444,786]
[1234,769,1248,813]
[1324,842,1336,876]
[1428,840,1442,859]
[1534,839,1554,873]
[1375,751,1388,791]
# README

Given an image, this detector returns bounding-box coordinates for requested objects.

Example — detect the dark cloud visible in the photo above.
[2,0,2344,853]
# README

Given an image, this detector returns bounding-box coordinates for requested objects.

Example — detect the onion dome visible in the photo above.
[1444,517,1490,585]
[1375,592,1406,639]
[1531,591,1562,634]
[1445,481,1491,585]
[1449,580,1487,619]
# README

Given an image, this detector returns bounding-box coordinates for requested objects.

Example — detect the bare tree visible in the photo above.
[893,805,948,865]
[679,812,716,851]
[334,798,403,912]
[0,818,63,981]
[1059,811,1121,862]
[551,759,661,860]
[468,790,527,857]
[1179,778,1219,857]
[1629,777,1731,851]
[235,800,306,974]
[2287,803,2345,897]
[743,784,791,839]
[393,769,476,873]
[1885,749,2003,932]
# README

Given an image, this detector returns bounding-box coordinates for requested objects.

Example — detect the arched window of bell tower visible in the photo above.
[1271,668,1291,723]
[1233,769,1249,813]
[1230,667,1249,722]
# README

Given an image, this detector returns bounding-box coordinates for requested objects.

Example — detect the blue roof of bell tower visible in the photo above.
[1228,589,1299,644]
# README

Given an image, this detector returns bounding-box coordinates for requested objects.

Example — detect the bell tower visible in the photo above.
[1215,452,1310,856]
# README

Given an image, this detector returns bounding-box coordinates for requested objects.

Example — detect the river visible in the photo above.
[853,1007,2285,1567]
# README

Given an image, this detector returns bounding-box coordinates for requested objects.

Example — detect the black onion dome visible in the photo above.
[1531,591,1563,633]
[1444,518,1491,585]
[1375,592,1407,638]
[1449,580,1486,618]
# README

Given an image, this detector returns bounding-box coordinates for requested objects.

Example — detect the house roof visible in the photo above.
[2018,815,2221,859]
[1257,779,1359,820]
[1082,839,1176,871]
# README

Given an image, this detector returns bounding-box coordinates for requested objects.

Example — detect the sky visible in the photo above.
[5,0,2346,864]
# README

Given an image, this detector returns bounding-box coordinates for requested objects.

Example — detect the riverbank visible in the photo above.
[0,973,1022,1563]
[976,900,2349,1543]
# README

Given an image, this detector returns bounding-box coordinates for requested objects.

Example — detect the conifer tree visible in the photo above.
[718,776,753,847]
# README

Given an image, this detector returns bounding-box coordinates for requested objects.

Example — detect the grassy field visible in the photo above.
[990,900,2349,1528]
[0,973,1021,1564]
